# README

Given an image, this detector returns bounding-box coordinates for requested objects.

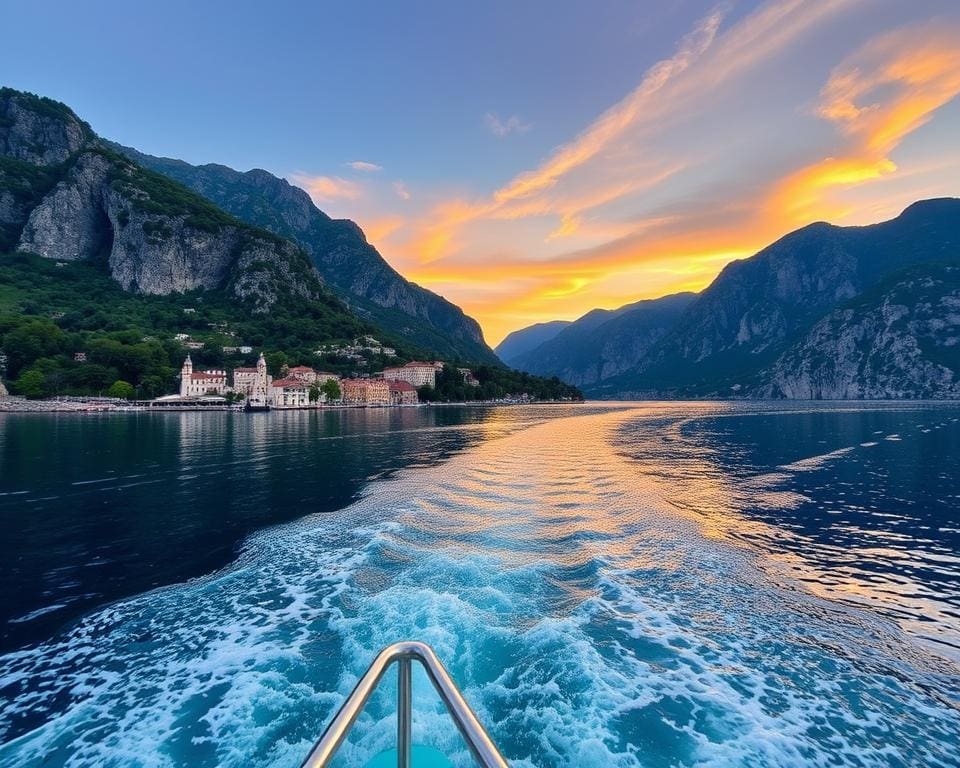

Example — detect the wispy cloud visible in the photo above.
[346,160,383,172]
[484,112,532,138]
[289,173,363,203]
[393,180,411,201]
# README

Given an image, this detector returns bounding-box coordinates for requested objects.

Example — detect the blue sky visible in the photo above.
[3,1,959,342]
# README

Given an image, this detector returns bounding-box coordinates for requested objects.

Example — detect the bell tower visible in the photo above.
[180,355,193,397]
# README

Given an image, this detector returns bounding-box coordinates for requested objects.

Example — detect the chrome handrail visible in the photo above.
[300,641,509,768]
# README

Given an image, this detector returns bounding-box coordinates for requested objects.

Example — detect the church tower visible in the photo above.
[251,352,269,406]
[180,355,193,397]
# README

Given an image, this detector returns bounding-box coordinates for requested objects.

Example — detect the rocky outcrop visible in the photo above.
[17,151,113,261]
[2,89,326,313]
[0,88,89,167]
[114,145,499,363]
[761,265,960,399]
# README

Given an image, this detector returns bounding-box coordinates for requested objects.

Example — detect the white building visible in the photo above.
[381,361,439,388]
[269,378,310,408]
[179,355,227,396]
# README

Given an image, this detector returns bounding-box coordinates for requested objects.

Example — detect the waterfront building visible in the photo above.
[233,359,272,396]
[315,371,339,385]
[387,379,419,405]
[179,355,227,396]
[382,361,438,388]
[269,378,310,408]
[342,378,391,406]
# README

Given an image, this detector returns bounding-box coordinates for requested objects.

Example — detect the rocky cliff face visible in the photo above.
[0,88,90,166]
[113,145,498,363]
[1,89,325,313]
[761,265,960,399]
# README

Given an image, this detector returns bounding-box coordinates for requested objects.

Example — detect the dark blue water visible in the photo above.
[1,403,958,767]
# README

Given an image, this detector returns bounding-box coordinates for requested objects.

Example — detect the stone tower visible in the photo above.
[180,355,193,397]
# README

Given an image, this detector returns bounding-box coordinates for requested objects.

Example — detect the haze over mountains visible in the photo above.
[501,199,960,399]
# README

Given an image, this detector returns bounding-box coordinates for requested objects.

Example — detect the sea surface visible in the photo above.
[0,402,958,767]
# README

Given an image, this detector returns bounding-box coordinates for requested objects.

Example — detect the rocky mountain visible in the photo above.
[595,198,960,398]
[511,199,960,399]
[761,263,960,399]
[494,320,570,365]
[1,88,337,315]
[506,293,697,387]
[112,145,498,364]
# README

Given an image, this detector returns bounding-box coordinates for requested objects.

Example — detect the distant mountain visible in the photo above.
[591,198,960,398]
[495,320,570,365]
[1,88,341,316]
[113,144,498,364]
[508,293,697,387]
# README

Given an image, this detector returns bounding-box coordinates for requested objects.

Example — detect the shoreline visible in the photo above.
[0,396,582,414]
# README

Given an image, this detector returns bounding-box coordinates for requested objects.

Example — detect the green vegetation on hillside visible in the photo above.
[417,364,581,403]
[0,253,582,401]
[0,252,376,398]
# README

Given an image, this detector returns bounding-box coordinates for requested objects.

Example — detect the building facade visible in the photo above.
[342,378,391,406]
[381,362,438,388]
[179,355,227,396]
[387,379,419,405]
[269,378,310,408]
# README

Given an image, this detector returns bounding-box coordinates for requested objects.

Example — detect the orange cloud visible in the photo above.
[773,21,960,224]
[290,173,363,203]
[354,3,960,346]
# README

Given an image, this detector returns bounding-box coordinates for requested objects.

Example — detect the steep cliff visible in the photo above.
[112,145,499,363]
[760,264,960,399]
[1,88,332,314]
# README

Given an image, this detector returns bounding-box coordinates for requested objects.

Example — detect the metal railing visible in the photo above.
[300,641,509,768]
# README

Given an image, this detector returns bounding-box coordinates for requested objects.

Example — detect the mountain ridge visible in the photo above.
[511,198,960,399]
[112,143,498,364]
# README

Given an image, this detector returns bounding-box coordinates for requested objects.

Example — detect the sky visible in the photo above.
[3,0,960,345]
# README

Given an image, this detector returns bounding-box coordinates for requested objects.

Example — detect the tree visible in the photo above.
[13,368,46,399]
[309,383,321,403]
[106,380,135,400]
[265,351,288,377]
[321,378,341,402]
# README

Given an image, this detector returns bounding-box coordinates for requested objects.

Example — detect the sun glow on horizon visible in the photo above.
[290,3,960,346]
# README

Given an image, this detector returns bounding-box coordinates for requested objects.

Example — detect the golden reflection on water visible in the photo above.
[380,401,959,658]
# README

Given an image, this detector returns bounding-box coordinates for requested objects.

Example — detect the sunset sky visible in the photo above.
[4,0,960,344]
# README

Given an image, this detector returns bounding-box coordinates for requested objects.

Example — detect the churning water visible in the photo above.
[0,403,958,767]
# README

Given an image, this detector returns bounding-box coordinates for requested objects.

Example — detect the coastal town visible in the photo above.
[164,352,456,409]
[0,331,512,412]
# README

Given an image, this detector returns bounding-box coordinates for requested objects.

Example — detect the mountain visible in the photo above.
[588,199,960,398]
[1,88,342,316]
[112,144,498,364]
[494,320,570,365]
[760,263,960,399]
[507,293,697,387]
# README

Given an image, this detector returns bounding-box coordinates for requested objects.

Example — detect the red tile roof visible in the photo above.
[386,379,416,391]
[288,366,315,373]
[191,371,225,380]
[271,378,307,388]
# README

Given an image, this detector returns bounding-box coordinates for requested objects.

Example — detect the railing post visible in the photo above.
[397,657,412,768]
